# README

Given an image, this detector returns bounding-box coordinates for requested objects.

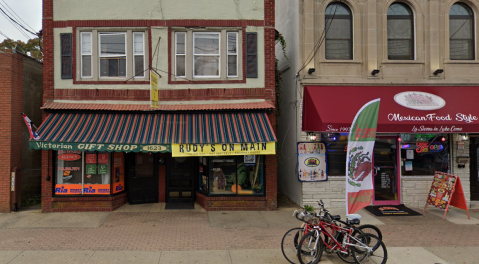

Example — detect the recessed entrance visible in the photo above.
[126,153,159,204]
[373,137,400,205]
[470,138,479,200]
[166,157,195,209]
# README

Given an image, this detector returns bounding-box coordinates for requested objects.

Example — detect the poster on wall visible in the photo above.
[297,142,327,182]
[113,152,125,193]
[86,153,97,164]
[424,172,470,220]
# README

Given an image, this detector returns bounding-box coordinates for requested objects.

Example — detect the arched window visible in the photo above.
[387,3,414,60]
[325,3,352,60]
[450,3,475,60]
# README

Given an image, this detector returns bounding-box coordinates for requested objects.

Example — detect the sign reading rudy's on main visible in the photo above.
[172,142,276,157]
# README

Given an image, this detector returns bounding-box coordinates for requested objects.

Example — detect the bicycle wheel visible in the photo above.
[336,229,364,264]
[297,231,323,264]
[281,227,303,264]
[351,234,387,264]
[353,224,383,241]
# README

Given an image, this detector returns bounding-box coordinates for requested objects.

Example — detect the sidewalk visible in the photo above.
[0,203,477,264]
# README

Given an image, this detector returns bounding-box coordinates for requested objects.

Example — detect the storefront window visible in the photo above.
[55,151,113,195]
[400,134,450,176]
[323,133,348,176]
[56,150,83,195]
[205,155,264,196]
[84,152,111,195]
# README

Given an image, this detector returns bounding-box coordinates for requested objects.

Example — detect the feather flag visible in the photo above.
[22,113,40,140]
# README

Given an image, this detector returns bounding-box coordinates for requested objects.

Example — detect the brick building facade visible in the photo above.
[0,51,43,212]
[38,0,277,212]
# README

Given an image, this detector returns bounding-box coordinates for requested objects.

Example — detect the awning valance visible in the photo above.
[303,86,479,133]
[30,112,276,152]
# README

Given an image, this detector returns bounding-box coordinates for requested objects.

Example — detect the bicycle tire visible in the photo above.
[351,233,387,264]
[353,224,383,241]
[336,228,364,264]
[297,231,324,264]
[281,227,303,264]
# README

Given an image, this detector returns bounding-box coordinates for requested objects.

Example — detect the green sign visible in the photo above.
[86,164,97,174]
[30,141,170,153]
[98,164,108,174]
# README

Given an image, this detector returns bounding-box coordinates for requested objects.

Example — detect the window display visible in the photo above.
[55,151,112,195]
[323,133,348,176]
[400,134,450,176]
[206,155,264,196]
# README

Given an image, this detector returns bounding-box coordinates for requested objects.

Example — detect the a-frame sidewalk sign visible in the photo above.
[424,172,470,220]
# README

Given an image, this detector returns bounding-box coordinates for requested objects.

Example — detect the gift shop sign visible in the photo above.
[31,142,170,153]
[172,142,276,157]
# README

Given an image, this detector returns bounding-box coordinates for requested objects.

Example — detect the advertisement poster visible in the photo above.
[346,99,380,215]
[54,184,82,195]
[86,164,97,174]
[98,164,108,174]
[83,184,110,195]
[297,142,327,182]
[98,153,109,164]
[86,153,97,164]
[426,173,456,209]
[113,152,125,193]
[425,172,470,220]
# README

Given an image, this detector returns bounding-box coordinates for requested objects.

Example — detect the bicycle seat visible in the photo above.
[330,215,341,221]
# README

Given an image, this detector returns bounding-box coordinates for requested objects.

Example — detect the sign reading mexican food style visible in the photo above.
[297,142,327,182]
[171,142,275,157]
[30,142,170,153]
[303,86,479,133]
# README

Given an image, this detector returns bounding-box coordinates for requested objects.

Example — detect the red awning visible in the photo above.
[303,86,479,133]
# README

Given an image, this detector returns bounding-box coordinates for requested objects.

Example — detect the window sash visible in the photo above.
[175,32,186,77]
[227,32,238,77]
[133,32,145,78]
[81,32,92,78]
[193,32,220,77]
[450,17,475,60]
[325,17,352,60]
[99,33,127,77]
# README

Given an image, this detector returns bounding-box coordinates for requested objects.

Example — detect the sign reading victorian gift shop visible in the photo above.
[172,142,276,157]
[302,86,479,133]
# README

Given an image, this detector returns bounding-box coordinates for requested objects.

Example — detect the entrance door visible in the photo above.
[126,153,159,204]
[470,139,479,200]
[373,137,400,205]
[166,157,195,204]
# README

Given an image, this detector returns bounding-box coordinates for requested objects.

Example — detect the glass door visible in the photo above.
[373,137,401,205]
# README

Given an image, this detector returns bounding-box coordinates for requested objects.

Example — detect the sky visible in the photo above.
[0,0,42,43]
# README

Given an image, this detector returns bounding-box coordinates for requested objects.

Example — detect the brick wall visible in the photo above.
[0,52,25,212]
[41,0,278,212]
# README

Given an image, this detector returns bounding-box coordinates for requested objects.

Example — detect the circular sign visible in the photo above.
[304,157,320,167]
[394,91,445,110]
[58,154,81,161]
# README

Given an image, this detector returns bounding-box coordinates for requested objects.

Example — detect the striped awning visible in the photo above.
[30,112,276,152]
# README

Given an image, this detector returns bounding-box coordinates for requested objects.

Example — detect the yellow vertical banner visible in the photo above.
[150,71,159,108]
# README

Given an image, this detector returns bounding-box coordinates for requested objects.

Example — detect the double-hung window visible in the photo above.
[81,32,92,78]
[173,29,245,80]
[193,32,220,77]
[77,29,148,81]
[99,33,127,77]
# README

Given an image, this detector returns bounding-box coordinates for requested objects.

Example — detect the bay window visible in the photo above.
[77,29,148,81]
[173,29,244,80]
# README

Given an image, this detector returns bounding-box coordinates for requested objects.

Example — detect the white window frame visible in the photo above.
[80,32,92,78]
[193,32,221,78]
[227,32,238,77]
[98,32,127,78]
[133,32,145,78]
[175,32,186,77]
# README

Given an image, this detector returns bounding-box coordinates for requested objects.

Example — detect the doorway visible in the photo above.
[470,138,479,200]
[126,153,159,204]
[373,137,400,205]
[166,157,195,207]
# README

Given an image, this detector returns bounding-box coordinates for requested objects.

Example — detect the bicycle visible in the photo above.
[297,204,388,264]
[281,209,319,264]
